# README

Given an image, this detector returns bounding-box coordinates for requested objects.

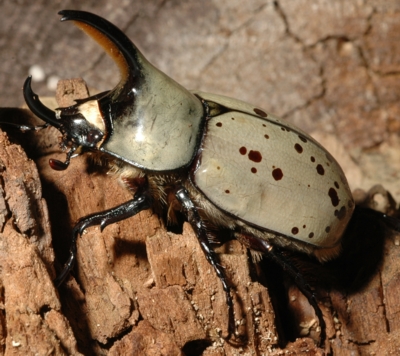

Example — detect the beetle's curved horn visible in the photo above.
[54,10,205,172]
[23,10,204,172]
[23,76,62,129]
[58,10,142,99]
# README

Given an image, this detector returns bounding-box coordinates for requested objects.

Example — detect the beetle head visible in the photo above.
[24,78,106,170]
[24,10,204,171]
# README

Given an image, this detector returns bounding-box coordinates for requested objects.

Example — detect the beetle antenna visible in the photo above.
[0,122,49,132]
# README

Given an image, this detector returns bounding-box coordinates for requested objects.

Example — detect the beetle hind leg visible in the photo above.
[237,233,326,346]
[55,191,152,286]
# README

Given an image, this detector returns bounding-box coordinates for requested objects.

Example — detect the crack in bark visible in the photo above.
[273,0,303,45]
[199,43,229,77]
[200,3,270,76]
[274,0,328,119]
[348,338,377,346]
[378,269,391,333]
[274,0,395,128]
[281,64,326,120]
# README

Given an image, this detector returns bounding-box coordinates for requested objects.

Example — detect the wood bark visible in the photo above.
[1,1,400,355]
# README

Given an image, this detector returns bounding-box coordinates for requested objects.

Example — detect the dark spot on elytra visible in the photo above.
[334,181,339,189]
[328,187,340,207]
[325,226,331,233]
[310,156,315,162]
[294,143,303,153]
[254,108,268,117]
[217,166,221,170]
[309,232,314,238]
[299,135,307,143]
[251,167,257,174]
[264,134,269,139]
[248,150,262,163]
[335,206,347,220]
[262,124,266,127]
[272,168,283,181]
[316,164,325,175]
[225,190,230,194]
[281,127,286,132]
[291,227,299,235]
[231,117,235,120]
[239,146,247,155]
[216,122,222,127]
[303,225,306,228]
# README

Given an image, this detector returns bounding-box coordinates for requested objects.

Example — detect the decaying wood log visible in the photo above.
[0,120,81,355]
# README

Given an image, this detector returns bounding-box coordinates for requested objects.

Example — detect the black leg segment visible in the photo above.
[175,187,235,338]
[55,192,152,286]
[243,235,326,346]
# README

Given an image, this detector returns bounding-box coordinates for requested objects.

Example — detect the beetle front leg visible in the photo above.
[55,191,152,286]
[175,187,235,338]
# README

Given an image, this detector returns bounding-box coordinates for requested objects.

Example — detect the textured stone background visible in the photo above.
[1,1,400,355]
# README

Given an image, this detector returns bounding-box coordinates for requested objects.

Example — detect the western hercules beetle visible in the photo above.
[9,9,399,346]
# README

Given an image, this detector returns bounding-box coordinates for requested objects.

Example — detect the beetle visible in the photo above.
[20,10,361,344]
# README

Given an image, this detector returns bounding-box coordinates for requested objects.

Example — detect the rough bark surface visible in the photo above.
[0,128,81,355]
[0,1,400,355]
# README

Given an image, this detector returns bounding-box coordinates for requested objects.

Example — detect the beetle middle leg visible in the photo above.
[175,187,236,338]
[55,191,152,286]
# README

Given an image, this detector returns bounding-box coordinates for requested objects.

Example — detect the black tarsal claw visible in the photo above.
[54,193,152,287]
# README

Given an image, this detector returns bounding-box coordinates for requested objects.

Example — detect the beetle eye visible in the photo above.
[87,129,102,144]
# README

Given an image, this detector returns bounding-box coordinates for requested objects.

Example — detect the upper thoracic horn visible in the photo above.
[23,10,204,172]
[58,9,143,101]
